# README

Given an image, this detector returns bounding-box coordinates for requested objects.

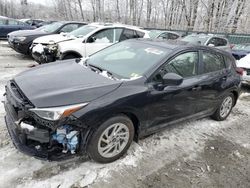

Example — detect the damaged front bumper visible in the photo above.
[31,44,58,64]
[3,81,89,161]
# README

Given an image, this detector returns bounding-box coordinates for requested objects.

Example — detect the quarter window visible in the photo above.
[202,51,225,73]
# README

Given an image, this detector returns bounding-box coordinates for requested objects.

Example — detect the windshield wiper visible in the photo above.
[88,63,118,80]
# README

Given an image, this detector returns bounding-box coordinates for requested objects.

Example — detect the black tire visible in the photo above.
[87,115,134,163]
[211,93,235,121]
[62,54,79,60]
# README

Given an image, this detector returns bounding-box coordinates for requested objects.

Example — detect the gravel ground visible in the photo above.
[0,40,250,188]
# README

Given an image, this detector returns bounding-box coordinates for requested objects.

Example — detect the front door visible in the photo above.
[145,51,202,132]
[85,28,123,57]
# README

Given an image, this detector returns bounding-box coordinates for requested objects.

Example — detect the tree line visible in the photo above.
[0,0,249,33]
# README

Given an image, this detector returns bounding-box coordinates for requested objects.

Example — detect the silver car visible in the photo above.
[182,34,231,52]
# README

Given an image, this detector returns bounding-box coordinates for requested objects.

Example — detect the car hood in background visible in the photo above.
[33,34,75,44]
[14,60,122,107]
[8,29,47,37]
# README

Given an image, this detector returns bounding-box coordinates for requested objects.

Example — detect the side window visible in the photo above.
[91,28,115,43]
[136,31,145,38]
[168,33,179,40]
[114,28,123,42]
[120,29,138,41]
[0,19,7,25]
[216,38,227,46]
[202,51,225,73]
[60,24,79,33]
[8,19,19,25]
[158,33,168,39]
[207,38,216,46]
[154,52,198,82]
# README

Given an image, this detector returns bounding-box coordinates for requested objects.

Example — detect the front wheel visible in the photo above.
[211,93,234,121]
[87,115,134,163]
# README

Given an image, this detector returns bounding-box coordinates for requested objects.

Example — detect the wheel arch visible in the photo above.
[61,50,82,59]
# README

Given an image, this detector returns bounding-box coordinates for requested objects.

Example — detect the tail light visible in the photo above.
[236,67,244,76]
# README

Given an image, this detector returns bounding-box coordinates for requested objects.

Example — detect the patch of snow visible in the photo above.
[32,44,44,54]
[237,54,250,68]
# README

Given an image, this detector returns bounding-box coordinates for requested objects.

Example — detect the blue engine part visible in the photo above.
[52,125,79,154]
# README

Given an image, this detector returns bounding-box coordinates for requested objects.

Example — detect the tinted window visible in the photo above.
[168,33,179,40]
[202,51,225,73]
[115,28,123,42]
[136,30,145,38]
[60,24,79,33]
[207,37,227,47]
[120,29,142,41]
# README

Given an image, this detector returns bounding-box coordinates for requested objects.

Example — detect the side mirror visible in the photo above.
[208,43,215,47]
[163,73,183,86]
[87,36,96,43]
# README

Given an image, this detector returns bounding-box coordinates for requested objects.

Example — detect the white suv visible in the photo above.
[32,23,150,64]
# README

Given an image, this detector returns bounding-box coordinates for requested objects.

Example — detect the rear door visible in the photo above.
[0,18,8,37]
[195,50,228,113]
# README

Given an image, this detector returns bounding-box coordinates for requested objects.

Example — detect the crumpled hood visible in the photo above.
[237,54,250,69]
[8,29,47,37]
[14,60,122,107]
[33,34,75,44]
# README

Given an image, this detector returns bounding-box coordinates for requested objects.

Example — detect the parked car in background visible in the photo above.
[0,16,35,38]
[231,43,250,60]
[37,20,57,27]
[4,39,241,163]
[31,23,150,64]
[7,21,87,55]
[19,19,45,28]
[236,53,250,85]
[149,30,180,40]
[182,34,231,52]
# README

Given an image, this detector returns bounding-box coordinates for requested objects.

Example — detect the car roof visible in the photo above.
[88,22,146,31]
[59,21,88,25]
[149,30,180,38]
[129,38,232,56]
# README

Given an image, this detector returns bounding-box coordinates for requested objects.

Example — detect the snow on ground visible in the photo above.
[0,40,250,188]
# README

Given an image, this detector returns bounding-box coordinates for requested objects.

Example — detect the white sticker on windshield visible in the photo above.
[145,48,164,55]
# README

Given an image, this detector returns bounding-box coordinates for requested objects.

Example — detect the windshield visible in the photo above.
[69,25,97,38]
[233,44,250,51]
[87,40,171,79]
[36,22,63,33]
[182,35,209,45]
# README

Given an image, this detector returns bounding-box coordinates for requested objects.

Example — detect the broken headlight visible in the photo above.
[29,103,88,121]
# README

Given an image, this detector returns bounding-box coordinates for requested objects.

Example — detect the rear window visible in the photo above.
[202,51,226,73]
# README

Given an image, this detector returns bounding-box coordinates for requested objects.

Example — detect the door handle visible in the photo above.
[192,85,202,91]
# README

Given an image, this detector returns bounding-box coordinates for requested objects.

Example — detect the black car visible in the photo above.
[231,43,250,60]
[0,16,35,38]
[7,21,87,55]
[4,39,241,163]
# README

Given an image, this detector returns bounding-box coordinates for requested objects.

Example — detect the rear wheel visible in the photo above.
[211,93,234,121]
[87,115,134,163]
